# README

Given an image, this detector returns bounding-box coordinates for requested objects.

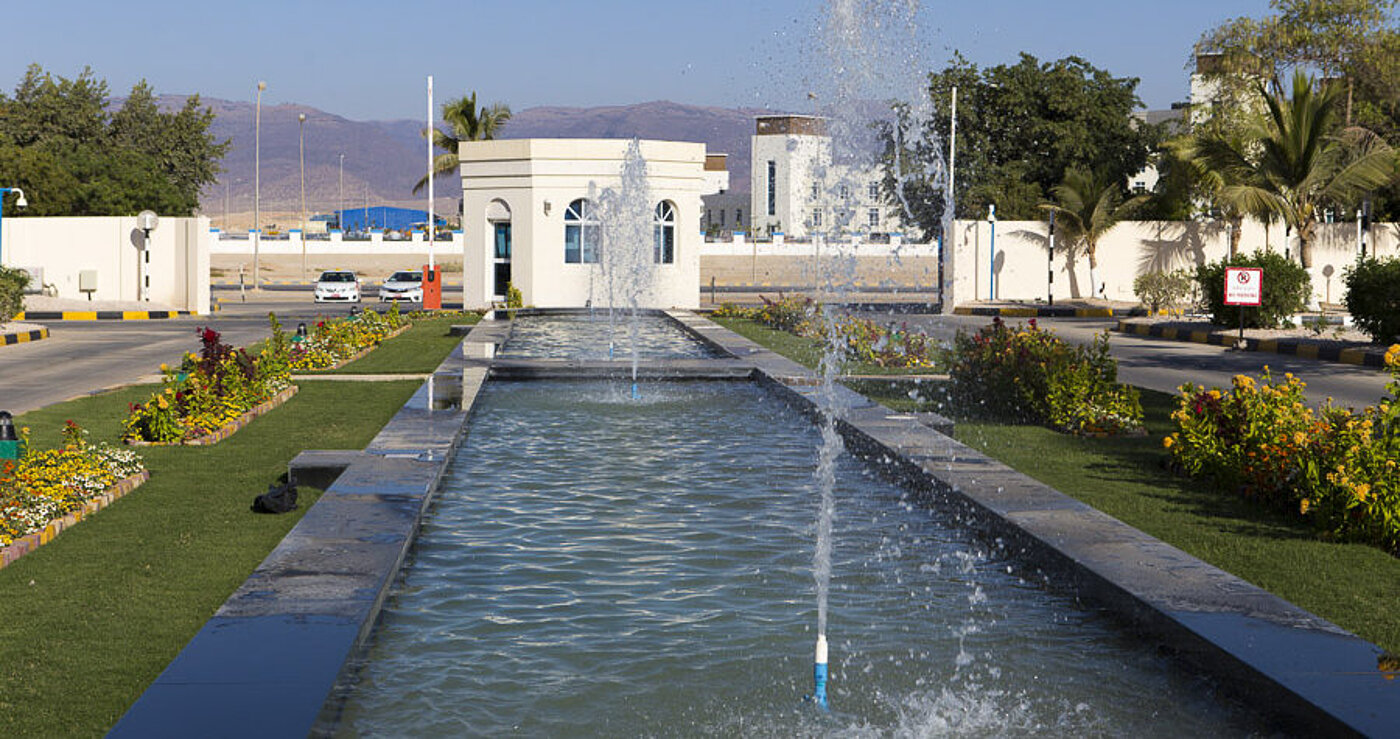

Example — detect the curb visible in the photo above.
[1116,320,1390,368]
[1,327,48,345]
[954,305,1133,318]
[15,310,196,321]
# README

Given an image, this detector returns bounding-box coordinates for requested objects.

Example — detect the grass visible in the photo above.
[711,316,941,375]
[301,312,479,375]
[737,329,1400,654]
[0,379,421,736]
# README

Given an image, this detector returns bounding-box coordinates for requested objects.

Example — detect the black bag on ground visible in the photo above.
[251,482,298,513]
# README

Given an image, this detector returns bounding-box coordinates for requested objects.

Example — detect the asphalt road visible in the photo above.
[860,311,1395,411]
[0,294,380,415]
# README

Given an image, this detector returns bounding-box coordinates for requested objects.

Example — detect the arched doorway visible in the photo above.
[486,199,512,300]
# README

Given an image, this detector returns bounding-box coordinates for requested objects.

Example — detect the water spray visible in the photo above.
[806,633,830,710]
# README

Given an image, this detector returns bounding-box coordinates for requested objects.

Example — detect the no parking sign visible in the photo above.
[1224,267,1263,306]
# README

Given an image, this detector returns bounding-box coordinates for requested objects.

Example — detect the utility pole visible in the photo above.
[338,153,345,231]
[254,80,266,290]
[298,112,307,280]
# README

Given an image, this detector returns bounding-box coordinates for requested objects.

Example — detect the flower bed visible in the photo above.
[1165,346,1400,554]
[948,318,1144,436]
[123,326,293,444]
[287,306,409,371]
[714,296,939,369]
[1,421,147,559]
[125,385,298,447]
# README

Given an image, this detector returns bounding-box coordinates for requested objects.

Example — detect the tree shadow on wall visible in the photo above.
[1135,220,1221,276]
[1007,226,1083,298]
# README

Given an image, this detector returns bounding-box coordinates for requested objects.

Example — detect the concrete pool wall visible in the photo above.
[110,309,1397,737]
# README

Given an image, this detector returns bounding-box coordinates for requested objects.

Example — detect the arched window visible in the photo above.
[653,200,676,264]
[564,198,600,264]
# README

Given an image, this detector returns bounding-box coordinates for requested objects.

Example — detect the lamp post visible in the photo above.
[0,187,29,265]
[299,112,307,281]
[987,203,996,301]
[254,80,266,290]
[137,210,159,302]
[338,153,345,231]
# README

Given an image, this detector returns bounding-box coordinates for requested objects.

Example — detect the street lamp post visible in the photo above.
[0,187,29,265]
[254,80,266,290]
[987,204,996,301]
[137,210,159,302]
[338,153,345,232]
[299,112,307,281]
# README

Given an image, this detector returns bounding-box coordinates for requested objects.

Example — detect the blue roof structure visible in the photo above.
[336,206,447,232]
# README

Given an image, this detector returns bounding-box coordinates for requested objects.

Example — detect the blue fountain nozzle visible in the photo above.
[805,634,829,711]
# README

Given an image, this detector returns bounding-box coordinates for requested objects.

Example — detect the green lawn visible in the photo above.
[0,380,422,736]
[304,312,479,375]
[711,316,941,375]
[743,332,1400,654]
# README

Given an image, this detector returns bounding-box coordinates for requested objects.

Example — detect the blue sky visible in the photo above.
[3,0,1279,120]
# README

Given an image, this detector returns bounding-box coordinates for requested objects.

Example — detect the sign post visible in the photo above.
[1224,267,1263,348]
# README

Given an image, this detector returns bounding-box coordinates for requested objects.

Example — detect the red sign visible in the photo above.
[1224,267,1263,306]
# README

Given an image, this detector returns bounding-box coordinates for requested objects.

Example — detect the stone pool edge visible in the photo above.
[672,309,1397,738]
[108,321,499,738]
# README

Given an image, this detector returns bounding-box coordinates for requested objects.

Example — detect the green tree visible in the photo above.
[1198,73,1399,267]
[0,65,225,217]
[885,53,1159,240]
[1039,168,1149,298]
[414,92,511,194]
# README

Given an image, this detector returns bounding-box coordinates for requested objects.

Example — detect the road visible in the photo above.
[863,312,1395,410]
[0,294,375,415]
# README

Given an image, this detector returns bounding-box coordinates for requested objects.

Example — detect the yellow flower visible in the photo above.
[160,363,169,372]
[1355,484,1370,501]
[1299,499,1310,514]
[156,397,169,410]
[1163,436,1175,449]
[1207,390,1222,400]
[1293,432,1306,446]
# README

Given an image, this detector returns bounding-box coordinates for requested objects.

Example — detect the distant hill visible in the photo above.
[192,98,767,220]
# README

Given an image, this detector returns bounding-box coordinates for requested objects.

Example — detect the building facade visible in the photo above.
[459,139,705,309]
[749,115,900,240]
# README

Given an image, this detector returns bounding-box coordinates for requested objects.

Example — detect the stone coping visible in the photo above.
[0,470,149,569]
[125,385,299,447]
[110,332,491,737]
[955,304,1134,318]
[1117,319,1391,368]
[691,313,1398,736]
[112,310,1397,736]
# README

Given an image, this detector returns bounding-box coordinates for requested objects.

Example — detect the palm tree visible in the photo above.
[1172,127,1265,259]
[1040,168,1148,298]
[1199,72,1398,267]
[413,92,512,195]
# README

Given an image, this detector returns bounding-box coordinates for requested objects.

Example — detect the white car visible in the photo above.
[378,270,423,302]
[313,270,361,303]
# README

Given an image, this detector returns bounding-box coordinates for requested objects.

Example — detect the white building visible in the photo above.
[749,115,899,240]
[459,138,706,309]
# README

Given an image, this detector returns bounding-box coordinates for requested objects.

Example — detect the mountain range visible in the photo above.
[194,98,769,222]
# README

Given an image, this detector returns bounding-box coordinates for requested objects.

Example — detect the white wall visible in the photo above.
[2,216,210,312]
[945,217,1400,308]
[211,230,465,255]
[460,139,705,310]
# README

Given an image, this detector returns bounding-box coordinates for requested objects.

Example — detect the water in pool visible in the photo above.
[331,381,1264,736]
[500,313,717,361]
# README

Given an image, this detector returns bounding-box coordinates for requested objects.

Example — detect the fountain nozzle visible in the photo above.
[806,633,829,711]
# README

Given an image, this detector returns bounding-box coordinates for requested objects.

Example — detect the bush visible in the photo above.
[1196,250,1309,328]
[0,266,31,322]
[1133,269,1194,314]
[1344,256,1400,343]
[948,318,1144,435]
[1165,347,1400,554]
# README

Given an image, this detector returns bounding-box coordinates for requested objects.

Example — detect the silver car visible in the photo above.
[378,270,423,302]
[313,270,361,303]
